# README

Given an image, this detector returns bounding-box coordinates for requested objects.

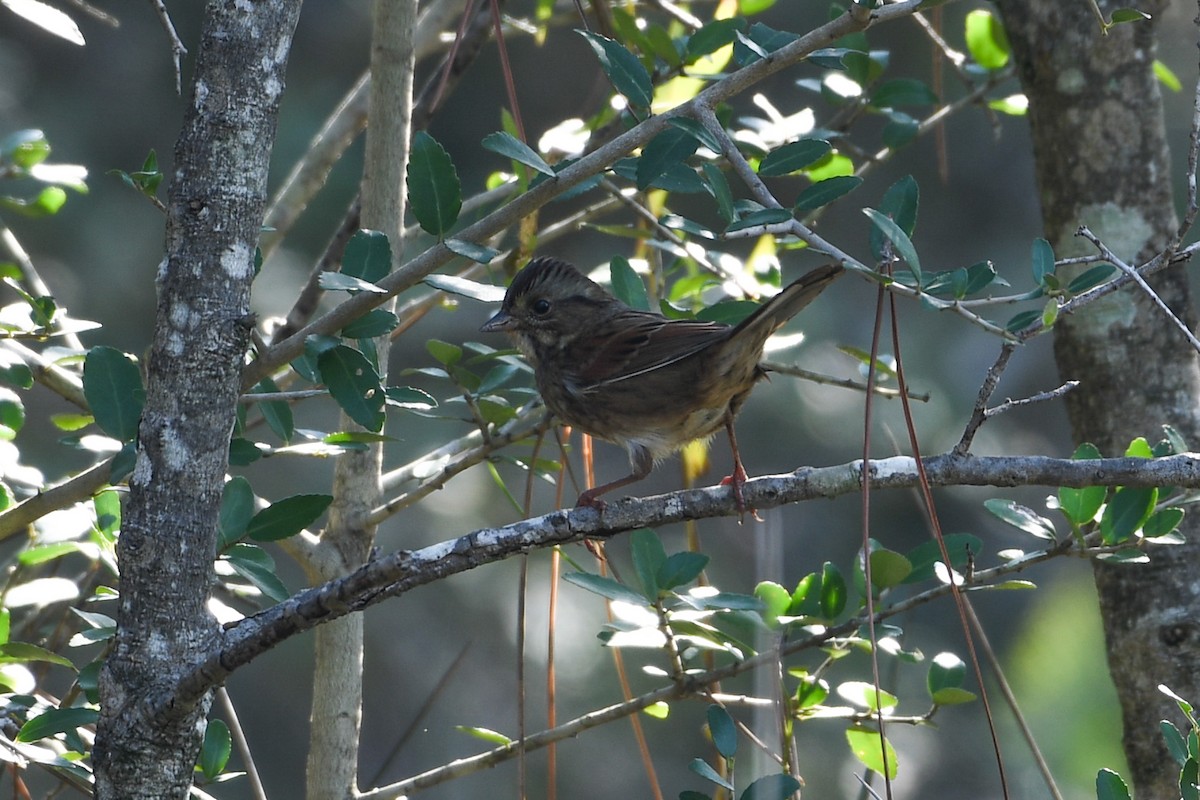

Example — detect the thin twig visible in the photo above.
[955,343,1016,455]
[762,361,930,401]
[147,0,187,94]
[983,381,1079,421]
[216,687,268,800]
[1077,225,1200,354]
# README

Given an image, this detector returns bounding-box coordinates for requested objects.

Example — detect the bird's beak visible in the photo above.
[480,309,515,333]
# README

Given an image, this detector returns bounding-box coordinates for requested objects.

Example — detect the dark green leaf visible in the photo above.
[562,571,649,606]
[1143,508,1185,541]
[83,346,144,442]
[228,437,264,466]
[318,345,385,431]
[1110,8,1150,24]
[631,528,667,598]
[658,552,709,591]
[1096,768,1132,800]
[1182,758,1199,800]
[741,773,804,800]
[1101,486,1158,545]
[17,707,98,743]
[610,257,651,311]
[927,651,966,696]
[984,498,1056,540]
[199,719,232,780]
[706,704,737,758]
[870,78,938,108]
[342,229,392,283]
[871,175,919,262]
[685,18,746,61]
[407,131,462,237]
[1057,443,1106,525]
[225,543,289,603]
[759,139,831,176]
[386,385,437,409]
[636,127,701,190]
[0,642,75,668]
[1006,309,1041,333]
[1067,263,1115,294]
[578,30,653,110]
[1164,720,1189,766]
[254,377,294,443]
[689,758,733,790]
[219,476,255,548]
[427,339,463,366]
[725,207,792,233]
[881,112,920,148]
[1031,238,1055,286]
[794,175,862,211]
[701,162,737,224]
[341,309,400,339]
[864,207,921,283]
[246,494,332,542]
[668,117,723,154]
[481,131,555,176]
[819,561,846,618]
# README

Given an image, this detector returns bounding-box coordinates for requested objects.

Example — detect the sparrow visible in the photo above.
[480,257,842,512]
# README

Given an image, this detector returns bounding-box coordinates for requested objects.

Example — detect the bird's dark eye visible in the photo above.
[532,298,551,315]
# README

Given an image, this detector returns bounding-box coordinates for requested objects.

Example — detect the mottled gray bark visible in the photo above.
[993,1,1200,796]
[92,2,302,798]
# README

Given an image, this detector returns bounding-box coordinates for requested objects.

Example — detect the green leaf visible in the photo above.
[246,494,333,542]
[871,175,919,259]
[1143,507,1185,542]
[701,162,737,224]
[689,758,733,790]
[426,339,463,366]
[1154,59,1182,92]
[740,773,802,800]
[870,78,937,108]
[1058,445,1106,525]
[562,571,649,606]
[868,548,912,590]
[253,377,294,443]
[1067,263,1116,294]
[794,175,862,211]
[837,680,898,712]
[706,704,737,758]
[578,30,653,110]
[424,273,506,302]
[0,641,76,668]
[864,207,921,283]
[407,131,462,238]
[631,528,667,598]
[219,476,255,548]
[445,238,501,264]
[636,127,700,190]
[318,345,385,431]
[1101,486,1158,545]
[481,131,555,176]
[199,719,232,780]
[1096,768,1132,800]
[927,651,966,697]
[1031,238,1055,286]
[755,581,791,626]
[318,271,387,294]
[964,9,1010,70]
[903,534,982,583]
[658,552,709,591]
[386,385,437,410]
[819,561,846,619]
[1164,720,1189,766]
[845,725,897,779]
[1110,8,1150,25]
[685,18,746,61]
[456,725,514,745]
[342,229,392,283]
[225,543,289,603]
[725,207,792,233]
[19,542,83,566]
[1182,757,1199,800]
[609,257,651,311]
[759,139,831,176]
[985,498,1056,540]
[17,707,99,742]
[341,308,400,339]
[2,129,50,169]
[83,346,144,442]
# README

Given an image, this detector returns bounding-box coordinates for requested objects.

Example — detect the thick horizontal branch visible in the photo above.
[159,450,1200,714]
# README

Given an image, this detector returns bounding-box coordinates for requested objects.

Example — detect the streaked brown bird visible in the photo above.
[481,257,842,511]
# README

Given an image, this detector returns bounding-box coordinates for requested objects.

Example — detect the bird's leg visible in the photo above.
[718,414,761,522]
[576,446,653,509]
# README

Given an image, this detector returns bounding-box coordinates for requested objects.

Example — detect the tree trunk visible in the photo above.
[92,2,302,797]
[993,1,1200,796]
